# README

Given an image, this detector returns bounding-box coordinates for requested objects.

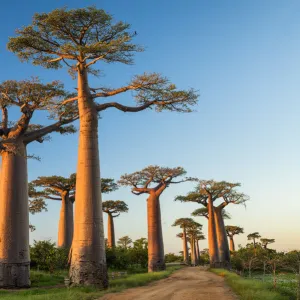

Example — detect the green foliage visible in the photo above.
[165,253,182,263]
[30,240,69,272]
[106,238,148,271]
[101,178,118,193]
[211,269,290,300]
[225,225,244,237]
[102,200,128,216]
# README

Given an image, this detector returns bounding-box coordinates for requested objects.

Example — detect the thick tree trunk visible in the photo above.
[207,196,219,267]
[229,237,235,252]
[58,192,73,248]
[214,207,231,268]
[69,66,108,288]
[0,143,30,288]
[147,193,165,272]
[107,213,115,248]
[182,227,189,265]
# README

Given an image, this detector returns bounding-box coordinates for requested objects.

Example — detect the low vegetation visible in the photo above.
[0,266,182,300]
[211,269,290,300]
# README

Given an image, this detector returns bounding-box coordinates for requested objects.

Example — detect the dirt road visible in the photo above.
[101,267,238,300]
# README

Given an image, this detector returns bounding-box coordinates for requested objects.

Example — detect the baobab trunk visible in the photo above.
[196,240,200,264]
[0,143,30,288]
[190,239,196,266]
[69,66,108,287]
[207,196,219,267]
[182,227,189,265]
[147,193,165,272]
[107,213,115,248]
[58,192,73,248]
[229,237,235,252]
[194,239,199,265]
[214,208,231,268]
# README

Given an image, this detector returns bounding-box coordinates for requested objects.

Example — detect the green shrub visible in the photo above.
[30,240,69,272]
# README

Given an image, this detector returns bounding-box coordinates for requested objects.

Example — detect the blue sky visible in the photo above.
[2,0,300,253]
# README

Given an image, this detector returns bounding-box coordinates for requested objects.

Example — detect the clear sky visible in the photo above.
[2,0,300,253]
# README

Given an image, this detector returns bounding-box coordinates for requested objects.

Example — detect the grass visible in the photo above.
[211,269,292,300]
[0,265,182,300]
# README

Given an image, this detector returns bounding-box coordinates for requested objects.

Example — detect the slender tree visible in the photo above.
[172,218,195,265]
[31,174,76,248]
[225,225,244,252]
[260,238,275,249]
[247,232,261,248]
[8,7,198,287]
[186,221,202,266]
[0,79,76,288]
[119,165,191,272]
[195,232,206,263]
[102,201,128,248]
[117,236,132,249]
[176,180,247,268]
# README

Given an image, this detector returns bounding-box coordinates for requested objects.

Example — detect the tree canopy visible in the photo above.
[192,207,231,219]
[0,78,77,153]
[8,7,198,114]
[102,200,128,217]
[117,236,132,249]
[119,165,191,196]
[172,218,195,229]
[225,225,244,237]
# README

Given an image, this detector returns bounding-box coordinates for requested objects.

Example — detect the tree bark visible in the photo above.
[190,239,196,266]
[229,237,235,252]
[0,143,30,288]
[182,227,189,265]
[194,239,198,265]
[207,195,219,267]
[58,192,73,248]
[147,192,165,272]
[196,240,200,264]
[69,66,108,287]
[214,207,231,268]
[107,213,115,248]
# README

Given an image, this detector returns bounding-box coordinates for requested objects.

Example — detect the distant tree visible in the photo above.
[195,232,206,263]
[31,174,76,248]
[0,79,76,288]
[133,238,148,250]
[101,178,118,194]
[165,253,181,263]
[247,232,261,248]
[28,183,48,231]
[9,6,199,287]
[186,221,203,266]
[119,165,191,272]
[102,200,128,248]
[117,236,132,249]
[172,218,195,265]
[225,225,244,252]
[260,238,275,249]
[176,180,247,268]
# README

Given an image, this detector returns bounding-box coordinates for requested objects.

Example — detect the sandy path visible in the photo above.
[101,267,238,300]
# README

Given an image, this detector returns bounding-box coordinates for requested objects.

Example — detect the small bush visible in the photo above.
[30,240,69,272]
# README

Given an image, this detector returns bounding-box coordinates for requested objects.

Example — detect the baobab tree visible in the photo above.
[225,225,244,252]
[102,201,128,248]
[172,218,195,265]
[247,232,261,248]
[195,232,206,263]
[0,79,76,288]
[186,221,202,266]
[260,238,275,249]
[119,165,191,272]
[176,180,247,268]
[117,236,132,249]
[8,7,198,287]
[31,174,76,248]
